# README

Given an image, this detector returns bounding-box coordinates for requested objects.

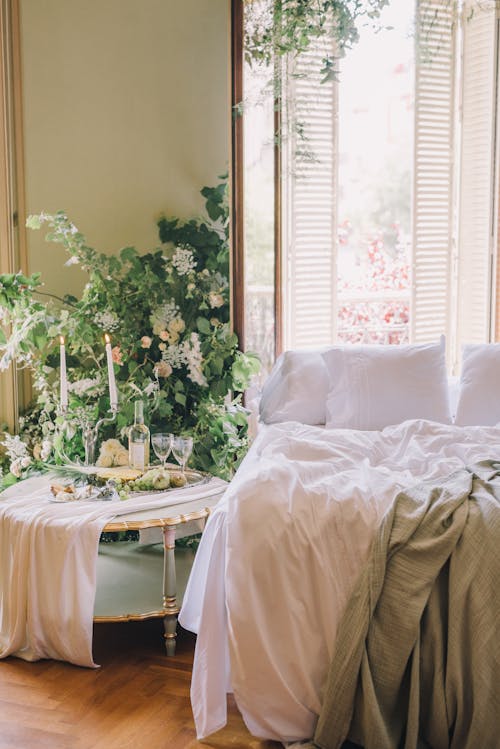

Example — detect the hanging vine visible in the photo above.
[241,0,497,154]
[243,0,390,81]
[242,1,498,81]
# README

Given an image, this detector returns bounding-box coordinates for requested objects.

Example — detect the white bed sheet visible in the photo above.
[179,419,500,742]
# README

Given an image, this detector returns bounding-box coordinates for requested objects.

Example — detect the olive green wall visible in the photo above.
[20,0,229,295]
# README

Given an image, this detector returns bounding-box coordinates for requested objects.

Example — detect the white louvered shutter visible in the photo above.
[411,0,457,350]
[455,1,499,360]
[282,41,338,349]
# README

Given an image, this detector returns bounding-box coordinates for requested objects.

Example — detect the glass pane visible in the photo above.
[242,35,275,377]
[337,1,414,344]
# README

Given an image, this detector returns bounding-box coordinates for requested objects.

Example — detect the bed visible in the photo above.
[179,341,500,747]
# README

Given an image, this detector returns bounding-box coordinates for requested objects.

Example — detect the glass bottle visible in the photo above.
[128,400,150,470]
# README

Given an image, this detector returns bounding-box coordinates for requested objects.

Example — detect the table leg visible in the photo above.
[162,525,177,656]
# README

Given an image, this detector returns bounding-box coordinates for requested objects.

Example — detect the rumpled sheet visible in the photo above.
[179,419,500,742]
[0,475,226,667]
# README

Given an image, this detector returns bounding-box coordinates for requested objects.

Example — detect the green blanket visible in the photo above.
[305,462,500,749]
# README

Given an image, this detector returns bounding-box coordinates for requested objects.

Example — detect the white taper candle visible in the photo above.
[104,333,118,409]
[59,336,68,409]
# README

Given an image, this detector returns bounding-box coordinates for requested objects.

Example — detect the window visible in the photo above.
[242,0,500,371]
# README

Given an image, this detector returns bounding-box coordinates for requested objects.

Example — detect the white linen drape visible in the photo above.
[0,475,226,667]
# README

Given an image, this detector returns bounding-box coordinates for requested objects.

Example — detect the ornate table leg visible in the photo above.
[162,525,177,656]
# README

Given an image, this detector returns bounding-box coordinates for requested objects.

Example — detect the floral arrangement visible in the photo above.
[0,178,259,488]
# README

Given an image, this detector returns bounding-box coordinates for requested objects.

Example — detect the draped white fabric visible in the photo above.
[180,420,500,742]
[0,475,226,667]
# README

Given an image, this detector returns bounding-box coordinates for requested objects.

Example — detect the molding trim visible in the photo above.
[0,0,26,430]
[230,0,245,348]
[274,66,283,358]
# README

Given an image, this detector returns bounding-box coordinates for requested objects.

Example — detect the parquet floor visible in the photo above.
[0,620,282,749]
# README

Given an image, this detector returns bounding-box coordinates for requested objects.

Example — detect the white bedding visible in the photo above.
[179,419,500,742]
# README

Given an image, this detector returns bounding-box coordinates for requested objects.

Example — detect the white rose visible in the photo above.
[155,361,173,378]
[209,292,224,309]
[10,459,22,478]
[96,454,113,468]
[41,440,52,461]
[168,318,185,334]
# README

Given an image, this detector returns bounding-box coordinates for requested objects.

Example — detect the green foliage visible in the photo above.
[244,0,390,73]
[242,1,391,158]
[0,178,260,485]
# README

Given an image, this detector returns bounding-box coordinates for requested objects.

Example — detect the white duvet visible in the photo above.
[179,419,500,743]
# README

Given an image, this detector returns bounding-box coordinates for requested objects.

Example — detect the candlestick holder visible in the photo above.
[80,406,119,466]
[58,405,119,467]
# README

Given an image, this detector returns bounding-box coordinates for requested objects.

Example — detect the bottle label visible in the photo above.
[129,442,146,471]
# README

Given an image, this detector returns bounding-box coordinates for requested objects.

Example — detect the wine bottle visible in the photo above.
[128,400,150,470]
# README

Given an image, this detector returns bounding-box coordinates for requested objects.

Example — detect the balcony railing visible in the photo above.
[245,285,411,375]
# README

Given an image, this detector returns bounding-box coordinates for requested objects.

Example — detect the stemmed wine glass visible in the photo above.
[151,433,173,470]
[171,435,193,476]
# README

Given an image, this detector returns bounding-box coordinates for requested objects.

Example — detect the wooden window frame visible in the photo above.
[230,0,283,359]
[0,0,27,431]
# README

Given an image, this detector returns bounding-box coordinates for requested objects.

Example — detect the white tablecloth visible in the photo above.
[0,473,226,667]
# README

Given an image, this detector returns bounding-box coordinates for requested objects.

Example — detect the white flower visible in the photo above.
[171,247,197,276]
[208,292,224,309]
[167,317,185,344]
[21,456,32,469]
[96,438,128,468]
[162,343,187,369]
[40,439,52,461]
[2,434,29,460]
[95,311,120,331]
[10,459,23,478]
[168,317,185,335]
[213,271,229,290]
[141,336,152,349]
[68,377,104,397]
[154,361,173,378]
[144,380,159,396]
[150,300,181,335]
[97,454,113,468]
[183,332,208,387]
[65,256,80,267]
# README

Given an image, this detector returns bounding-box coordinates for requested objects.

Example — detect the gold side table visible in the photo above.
[93,484,226,655]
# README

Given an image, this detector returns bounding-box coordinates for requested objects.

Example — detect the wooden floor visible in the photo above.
[0,620,282,749]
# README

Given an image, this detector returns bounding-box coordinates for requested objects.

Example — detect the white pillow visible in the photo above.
[448,376,460,421]
[454,343,500,426]
[259,349,330,425]
[322,338,451,430]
